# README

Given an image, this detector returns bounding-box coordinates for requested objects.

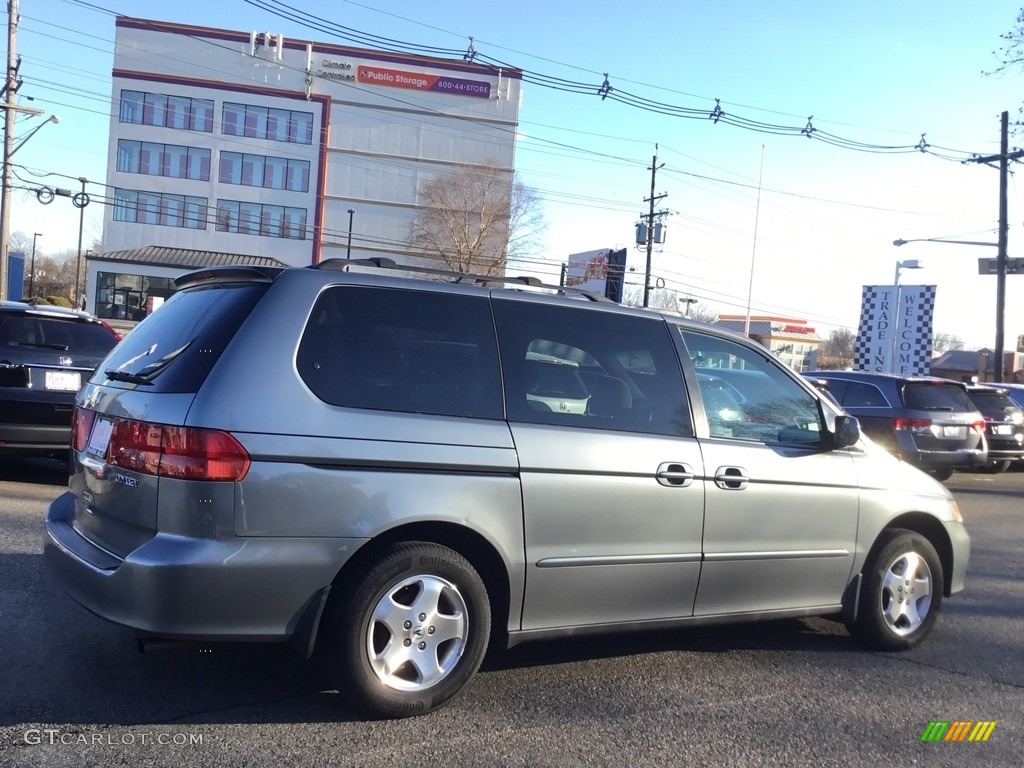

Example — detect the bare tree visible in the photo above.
[989,10,1024,128]
[621,286,720,322]
[933,332,965,354]
[411,164,544,277]
[815,328,856,370]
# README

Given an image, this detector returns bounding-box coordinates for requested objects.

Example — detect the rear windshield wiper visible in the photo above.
[13,341,69,351]
[103,370,154,385]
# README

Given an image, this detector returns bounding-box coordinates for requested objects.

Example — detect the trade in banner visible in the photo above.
[852,284,937,375]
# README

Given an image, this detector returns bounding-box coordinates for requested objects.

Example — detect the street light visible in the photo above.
[678,296,698,317]
[891,259,924,373]
[29,231,40,299]
[893,234,1008,381]
[346,208,355,260]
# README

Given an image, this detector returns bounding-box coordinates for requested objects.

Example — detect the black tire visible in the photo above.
[926,468,954,482]
[850,529,943,651]
[985,460,1011,474]
[324,542,490,719]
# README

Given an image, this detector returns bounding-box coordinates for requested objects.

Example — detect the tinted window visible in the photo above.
[682,330,823,444]
[297,287,502,419]
[0,316,116,359]
[493,300,690,436]
[842,381,889,408]
[98,283,267,393]
[903,382,976,412]
[969,390,1018,414]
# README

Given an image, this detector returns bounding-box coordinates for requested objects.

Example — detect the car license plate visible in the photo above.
[44,370,81,391]
[86,418,113,457]
[993,424,1012,435]
[942,425,964,438]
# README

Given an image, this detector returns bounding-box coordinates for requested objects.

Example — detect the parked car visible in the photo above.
[46,261,970,719]
[807,370,987,481]
[998,382,1024,410]
[0,301,120,459]
[964,384,1024,472]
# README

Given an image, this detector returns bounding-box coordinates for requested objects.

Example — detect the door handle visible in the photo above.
[656,462,695,487]
[714,466,748,490]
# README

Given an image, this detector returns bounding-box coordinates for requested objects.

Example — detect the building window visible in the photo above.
[216,199,306,239]
[94,271,177,322]
[218,151,310,192]
[116,140,211,181]
[113,189,208,230]
[222,102,314,144]
[118,90,214,132]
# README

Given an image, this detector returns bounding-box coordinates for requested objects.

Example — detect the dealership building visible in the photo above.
[87,16,522,319]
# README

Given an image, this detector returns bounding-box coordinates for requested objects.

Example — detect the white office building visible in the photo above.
[88,16,522,319]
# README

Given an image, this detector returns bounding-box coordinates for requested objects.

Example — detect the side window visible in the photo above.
[297,287,503,420]
[842,381,888,407]
[680,330,823,445]
[492,300,692,437]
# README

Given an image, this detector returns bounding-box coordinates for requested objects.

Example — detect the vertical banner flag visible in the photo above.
[853,284,937,375]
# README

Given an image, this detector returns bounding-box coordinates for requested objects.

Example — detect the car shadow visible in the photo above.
[0,456,69,486]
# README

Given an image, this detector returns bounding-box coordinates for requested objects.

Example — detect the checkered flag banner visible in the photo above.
[854,285,936,375]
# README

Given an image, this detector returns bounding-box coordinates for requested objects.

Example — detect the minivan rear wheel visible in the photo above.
[850,529,943,651]
[324,541,490,718]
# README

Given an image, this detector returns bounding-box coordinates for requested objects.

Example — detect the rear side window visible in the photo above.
[297,287,502,419]
[903,382,976,412]
[98,283,267,393]
[492,299,691,436]
[841,381,889,408]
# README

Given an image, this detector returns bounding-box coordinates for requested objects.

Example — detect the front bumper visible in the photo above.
[944,519,970,596]
[44,490,365,640]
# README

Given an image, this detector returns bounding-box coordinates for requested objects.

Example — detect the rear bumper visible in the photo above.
[900,443,987,471]
[44,490,365,640]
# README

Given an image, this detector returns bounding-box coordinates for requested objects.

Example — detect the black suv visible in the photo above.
[808,371,987,481]
[965,384,1024,472]
[0,301,120,458]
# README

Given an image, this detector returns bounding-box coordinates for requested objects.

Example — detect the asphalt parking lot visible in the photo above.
[0,457,1021,767]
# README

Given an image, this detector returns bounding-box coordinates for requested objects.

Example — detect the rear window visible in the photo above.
[903,382,977,412]
[97,283,267,393]
[297,286,503,419]
[969,390,1017,413]
[0,315,116,358]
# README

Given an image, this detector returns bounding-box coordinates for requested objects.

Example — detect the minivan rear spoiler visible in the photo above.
[174,266,284,289]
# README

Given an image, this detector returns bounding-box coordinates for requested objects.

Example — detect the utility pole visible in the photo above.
[642,146,666,308]
[0,0,20,301]
[970,111,1024,383]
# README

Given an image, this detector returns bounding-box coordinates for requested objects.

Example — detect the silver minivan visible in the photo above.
[45,261,970,718]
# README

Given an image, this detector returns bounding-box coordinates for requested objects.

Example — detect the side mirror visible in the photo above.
[834,414,861,449]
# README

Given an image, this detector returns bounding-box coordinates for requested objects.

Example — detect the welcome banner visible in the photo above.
[853,284,937,375]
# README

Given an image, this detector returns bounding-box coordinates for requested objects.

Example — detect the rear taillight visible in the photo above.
[104,418,249,481]
[892,417,932,431]
[971,420,986,433]
[71,407,96,452]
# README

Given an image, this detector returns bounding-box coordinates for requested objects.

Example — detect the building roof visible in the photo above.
[931,349,996,373]
[715,319,822,342]
[89,246,289,271]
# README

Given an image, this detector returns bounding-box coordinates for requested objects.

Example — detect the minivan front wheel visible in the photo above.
[325,542,491,718]
[851,529,943,651]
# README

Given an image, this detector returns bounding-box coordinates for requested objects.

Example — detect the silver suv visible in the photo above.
[45,260,970,718]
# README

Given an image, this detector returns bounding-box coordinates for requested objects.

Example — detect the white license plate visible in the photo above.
[942,425,964,438]
[86,418,113,457]
[993,424,1013,435]
[44,370,81,391]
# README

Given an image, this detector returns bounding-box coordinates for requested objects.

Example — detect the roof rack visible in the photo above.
[314,257,613,302]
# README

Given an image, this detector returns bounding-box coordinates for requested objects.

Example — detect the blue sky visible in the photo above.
[11,0,1024,349]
